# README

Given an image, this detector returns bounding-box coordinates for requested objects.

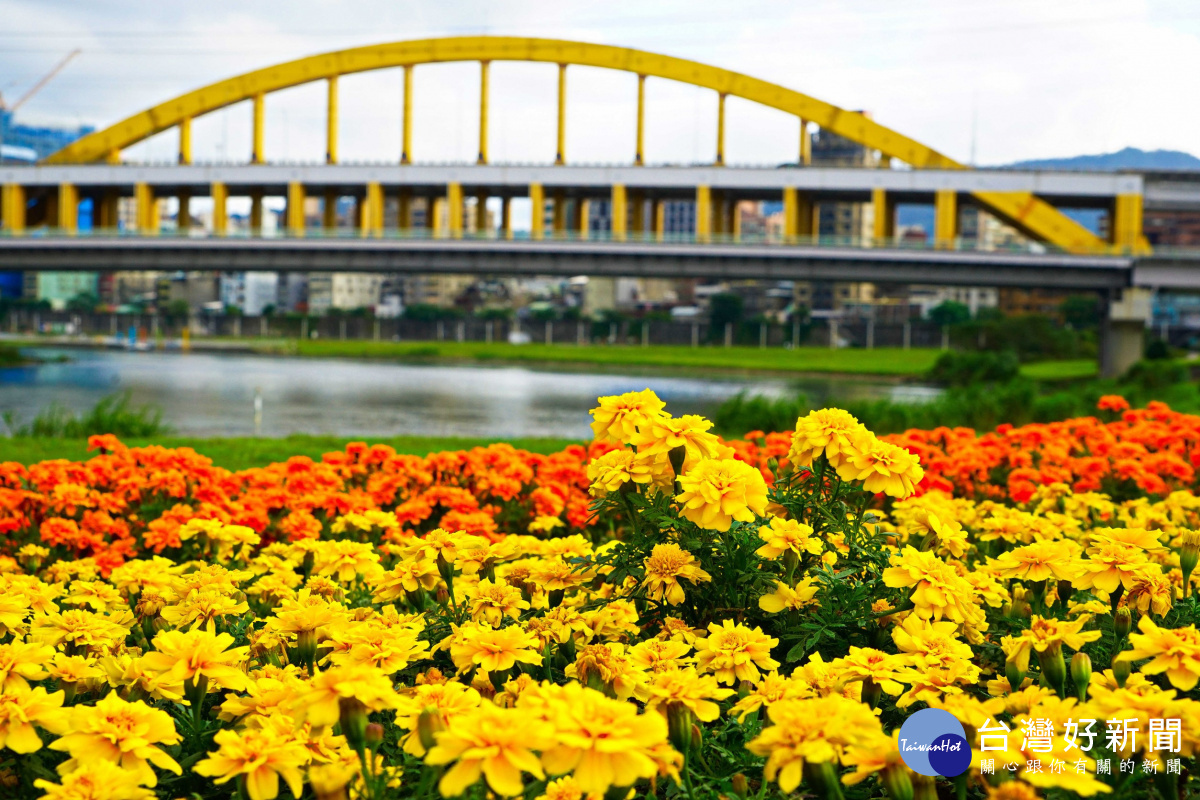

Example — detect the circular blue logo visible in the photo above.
[897,708,971,777]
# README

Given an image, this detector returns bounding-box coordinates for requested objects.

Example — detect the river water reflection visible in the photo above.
[0,348,937,439]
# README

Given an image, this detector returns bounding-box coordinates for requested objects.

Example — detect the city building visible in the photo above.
[307,273,384,314]
[220,272,280,316]
[22,271,98,310]
[0,110,94,163]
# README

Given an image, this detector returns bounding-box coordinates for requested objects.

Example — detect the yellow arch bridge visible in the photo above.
[1,36,1146,254]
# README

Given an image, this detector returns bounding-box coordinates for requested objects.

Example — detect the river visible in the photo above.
[0,348,938,439]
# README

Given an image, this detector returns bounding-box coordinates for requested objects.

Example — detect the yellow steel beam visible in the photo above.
[653,197,665,241]
[577,199,590,240]
[366,182,384,236]
[97,190,118,230]
[250,190,263,231]
[555,63,567,165]
[629,191,644,235]
[872,187,894,242]
[326,76,339,164]
[715,92,726,166]
[251,92,265,164]
[501,195,512,239]
[1112,193,1148,253]
[447,182,463,237]
[552,190,566,235]
[178,116,192,165]
[401,65,413,164]
[287,181,306,235]
[398,188,411,229]
[2,184,26,233]
[474,191,488,233]
[323,189,338,229]
[478,61,489,164]
[135,182,158,233]
[58,183,78,234]
[797,192,814,238]
[635,74,645,166]
[783,186,798,238]
[934,188,957,248]
[42,35,1112,252]
[529,183,545,240]
[178,190,191,232]
[695,185,712,240]
[799,118,810,166]
[212,182,228,235]
[611,184,627,240]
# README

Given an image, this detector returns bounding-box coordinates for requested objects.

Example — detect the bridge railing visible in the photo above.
[0,225,1089,257]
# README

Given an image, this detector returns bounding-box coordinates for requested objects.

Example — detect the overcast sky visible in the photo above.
[3,0,1199,168]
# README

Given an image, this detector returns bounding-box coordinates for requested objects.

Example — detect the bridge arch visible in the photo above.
[43,35,1108,252]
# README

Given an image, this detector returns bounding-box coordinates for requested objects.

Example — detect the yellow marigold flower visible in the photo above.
[984,783,1042,800]
[1003,615,1101,676]
[529,682,671,795]
[756,518,823,560]
[882,546,987,629]
[907,509,969,559]
[641,543,712,606]
[446,622,543,677]
[0,686,67,753]
[894,658,981,708]
[310,540,383,583]
[675,458,768,532]
[50,693,181,787]
[787,408,868,469]
[583,600,641,641]
[468,578,530,626]
[629,413,732,470]
[840,731,909,792]
[535,776,596,800]
[586,448,669,497]
[218,675,307,724]
[565,643,647,701]
[643,667,734,722]
[30,608,132,654]
[758,578,820,614]
[394,681,482,757]
[833,647,906,696]
[46,653,104,687]
[1116,615,1200,691]
[63,580,125,612]
[590,389,667,444]
[1073,543,1151,594]
[34,761,157,800]
[0,593,32,637]
[527,515,565,535]
[991,540,1083,583]
[694,619,780,685]
[835,435,924,498]
[1087,526,1165,553]
[1125,569,1175,617]
[294,665,402,728]
[746,695,883,793]
[180,519,261,562]
[405,528,488,565]
[326,623,429,676]
[0,640,54,692]
[628,639,693,674]
[729,671,813,722]
[142,628,250,694]
[426,702,553,798]
[890,614,974,670]
[331,509,399,536]
[193,715,309,800]
[160,589,250,631]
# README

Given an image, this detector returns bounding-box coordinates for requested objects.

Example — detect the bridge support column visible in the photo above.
[178,190,191,232]
[552,191,566,237]
[58,183,78,234]
[249,190,264,232]
[635,74,646,166]
[1100,287,1151,378]
[712,191,726,237]
[447,182,463,238]
[326,76,339,164]
[323,189,338,230]
[695,185,712,241]
[529,183,545,240]
[178,116,192,165]
[1,184,25,233]
[478,61,489,164]
[555,63,567,165]
[629,191,644,238]
[934,189,958,248]
[872,187,895,244]
[97,190,119,230]
[211,183,228,236]
[287,182,306,236]
[799,119,811,165]
[474,191,488,234]
[135,183,158,234]
[398,189,411,231]
[611,184,627,241]
[573,199,589,240]
[501,196,512,240]
[715,92,726,166]
[654,198,665,241]
[365,182,384,237]
[1112,194,1144,253]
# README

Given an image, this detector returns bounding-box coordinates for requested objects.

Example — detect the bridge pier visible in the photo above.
[1099,287,1152,378]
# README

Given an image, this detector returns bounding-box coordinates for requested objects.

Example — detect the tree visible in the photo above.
[164,299,191,321]
[1060,294,1100,329]
[708,293,743,341]
[928,300,971,327]
[66,292,100,314]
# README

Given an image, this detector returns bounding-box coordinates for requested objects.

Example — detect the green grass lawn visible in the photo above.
[1018,360,1099,380]
[256,340,947,376]
[0,434,579,470]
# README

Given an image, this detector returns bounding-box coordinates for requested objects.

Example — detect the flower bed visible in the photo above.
[0,391,1198,800]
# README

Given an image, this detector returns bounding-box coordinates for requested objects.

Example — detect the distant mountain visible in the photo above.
[1001,147,1200,172]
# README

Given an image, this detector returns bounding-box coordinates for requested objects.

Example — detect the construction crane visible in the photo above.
[0,49,81,114]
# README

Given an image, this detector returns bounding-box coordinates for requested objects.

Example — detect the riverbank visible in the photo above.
[2,334,1099,379]
[1,433,578,470]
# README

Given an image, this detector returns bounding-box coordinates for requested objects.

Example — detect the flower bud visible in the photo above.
[1180,531,1200,591]
[1005,658,1025,690]
[436,553,455,585]
[803,760,845,800]
[666,703,695,754]
[435,586,449,605]
[1114,606,1132,639]
[417,707,444,752]
[339,697,368,751]
[668,445,687,478]
[731,773,749,799]
[861,677,882,709]
[365,722,384,748]
[690,722,703,754]
[1037,642,1067,696]
[1056,579,1074,604]
[1112,654,1131,688]
[1071,652,1092,701]
[296,628,319,673]
[881,763,914,800]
